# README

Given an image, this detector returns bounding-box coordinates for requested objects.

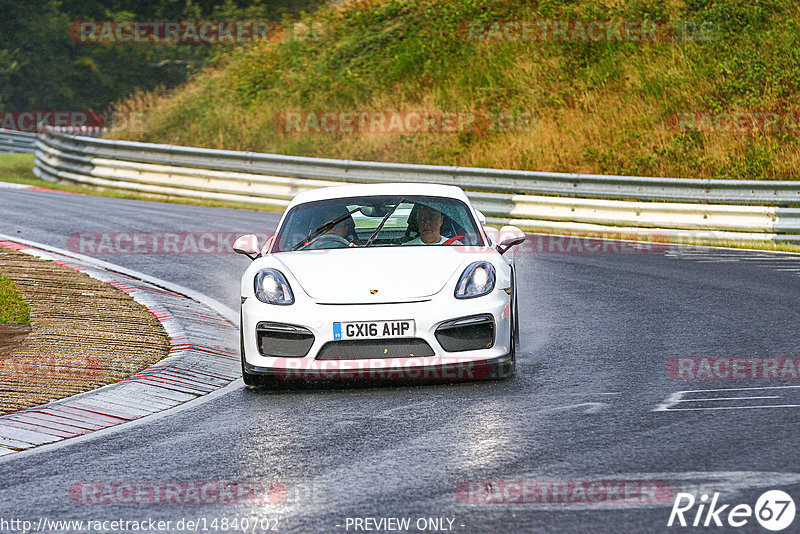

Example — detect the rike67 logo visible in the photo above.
[668,490,795,531]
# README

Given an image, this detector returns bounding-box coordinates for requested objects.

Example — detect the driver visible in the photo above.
[308,204,357,247]
[404,204,449,245]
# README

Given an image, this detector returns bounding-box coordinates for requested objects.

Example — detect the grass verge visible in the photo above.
[0,273,30,325]
[109,0,800,181]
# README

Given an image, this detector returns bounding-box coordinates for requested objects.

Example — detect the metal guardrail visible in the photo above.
[35,131,800,206]
[0,129,36,153]
[33,130,800,243]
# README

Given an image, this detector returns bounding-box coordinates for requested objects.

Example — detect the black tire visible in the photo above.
[508,268,520,377]
[489,270,517,380]
[241,361,261,388]
[504,273,518,378]
[513,270,519,356]
[240,311,262,388]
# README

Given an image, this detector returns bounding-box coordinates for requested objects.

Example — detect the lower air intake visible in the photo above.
[316,338,435,360]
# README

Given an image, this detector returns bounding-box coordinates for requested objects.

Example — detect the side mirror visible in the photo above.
[233,234,261,260]
[475,210,487,225]
[497,225,526,254]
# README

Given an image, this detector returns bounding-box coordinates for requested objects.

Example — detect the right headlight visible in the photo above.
[455,261,496,299]
[254,269,294,305]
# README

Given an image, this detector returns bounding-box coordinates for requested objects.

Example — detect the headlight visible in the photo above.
[254,269,294,305]
[455,262,496,299]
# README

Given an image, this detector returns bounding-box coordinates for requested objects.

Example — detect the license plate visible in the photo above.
[333,320,415,340]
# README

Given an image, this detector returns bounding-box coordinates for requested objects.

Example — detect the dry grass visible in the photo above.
[95,1,800,180]
[0,246,170,415]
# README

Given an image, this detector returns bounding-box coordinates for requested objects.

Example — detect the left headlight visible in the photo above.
[254,269,294,305]
[455,261,496,299]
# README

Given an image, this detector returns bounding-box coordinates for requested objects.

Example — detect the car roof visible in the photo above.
[287,182,470,209]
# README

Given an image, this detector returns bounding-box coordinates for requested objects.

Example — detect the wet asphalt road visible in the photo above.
[0,188,799,534]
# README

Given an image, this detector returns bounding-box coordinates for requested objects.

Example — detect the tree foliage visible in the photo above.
[0,0,325,112]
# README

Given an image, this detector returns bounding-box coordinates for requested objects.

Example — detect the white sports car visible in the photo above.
[234,183,525,387]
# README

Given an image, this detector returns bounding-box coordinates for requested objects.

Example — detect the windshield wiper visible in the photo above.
[291,207,361,251]
[363,199,404,248]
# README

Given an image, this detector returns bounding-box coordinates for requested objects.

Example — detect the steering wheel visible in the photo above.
[306,234,352,249]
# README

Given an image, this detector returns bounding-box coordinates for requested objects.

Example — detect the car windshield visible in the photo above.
[272,195,485,252]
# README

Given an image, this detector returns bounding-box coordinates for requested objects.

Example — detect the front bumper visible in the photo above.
[243,351,514,382]
[241,288,512,382]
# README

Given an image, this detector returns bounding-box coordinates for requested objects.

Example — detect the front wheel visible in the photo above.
[240,312,262,388]
[241,355,261,388]
[501,274,519,379]
[489,287,517,380]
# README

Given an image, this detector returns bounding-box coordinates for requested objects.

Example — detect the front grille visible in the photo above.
[435,314,494,352]
[316,338,435,360]
[256,322,314,357]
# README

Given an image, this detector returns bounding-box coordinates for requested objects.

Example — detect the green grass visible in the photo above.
[0,273,30,325]
[109,0,800,180]
[0,154,39,186]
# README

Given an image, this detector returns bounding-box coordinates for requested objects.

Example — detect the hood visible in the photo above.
[272,247,475,303]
